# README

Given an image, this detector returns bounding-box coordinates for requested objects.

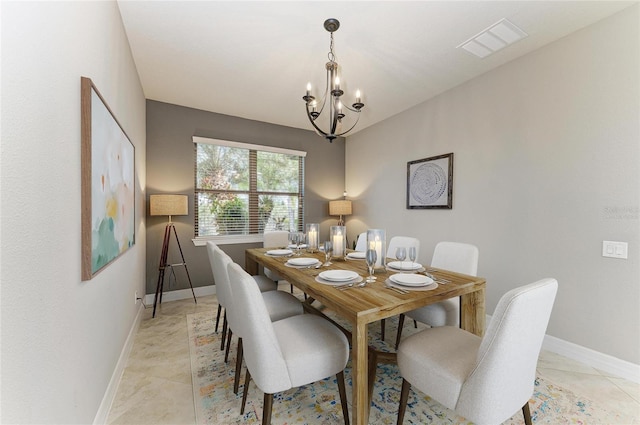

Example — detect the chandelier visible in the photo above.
[303,18,364,142]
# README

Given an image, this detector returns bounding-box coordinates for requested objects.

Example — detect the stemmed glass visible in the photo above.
[323,240,333,265]
[296,232,305,256]
[365,248,377,283]
[289,232,299,255]
[396,247,407,268]
[409,246,417,268]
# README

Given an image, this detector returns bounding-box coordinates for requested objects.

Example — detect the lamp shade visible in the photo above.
[329,200,352,216]
[150,194,188,216]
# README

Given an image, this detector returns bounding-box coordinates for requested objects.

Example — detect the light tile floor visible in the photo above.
[107,294,640,424]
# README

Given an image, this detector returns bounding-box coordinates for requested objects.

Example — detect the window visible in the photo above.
[193,137,305,241]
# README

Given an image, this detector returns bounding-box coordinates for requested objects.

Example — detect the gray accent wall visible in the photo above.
[146,101,346,295]
[345,6,639,364]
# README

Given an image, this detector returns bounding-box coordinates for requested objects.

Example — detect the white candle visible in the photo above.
[333,231,344,257]
[374,236,382,267]
[306,82,312,97]
[356,89,361,103]
[308,229,318,249]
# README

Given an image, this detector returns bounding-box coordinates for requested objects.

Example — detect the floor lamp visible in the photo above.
[150,194,197,318]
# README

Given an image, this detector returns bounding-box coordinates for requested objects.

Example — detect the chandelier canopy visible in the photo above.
[303,18,364,142]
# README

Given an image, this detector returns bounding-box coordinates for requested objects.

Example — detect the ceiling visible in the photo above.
[117,1,634,137]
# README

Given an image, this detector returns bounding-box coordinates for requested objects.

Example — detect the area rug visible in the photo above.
[188,307,624,424]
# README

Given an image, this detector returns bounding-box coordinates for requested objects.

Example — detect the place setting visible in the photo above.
[385,273,438,292]
[284,256,322,269]
[345,251,366,260]
[386,246,424,273]
[264,248,293,257]
[315,269,363,287]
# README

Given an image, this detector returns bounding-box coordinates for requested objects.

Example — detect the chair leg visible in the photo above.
[381,318,386,341]
[395,314,406,350]
[214,304,222,333]
[262,393,274,425]
[336,371,350,425]
[241,369,251,414]
[397,378,411,425]
[225,328,234,363]
[413,319,417,328]
[522,401,532,425]
[220,312,228,351]
[233,338,243,394]
[290,283,294,294]
[368,351,377,406]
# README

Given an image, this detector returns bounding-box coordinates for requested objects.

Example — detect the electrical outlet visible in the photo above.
[602,241,628,259]
[135,291,138,304]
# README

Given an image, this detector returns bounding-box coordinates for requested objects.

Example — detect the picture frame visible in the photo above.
[81,77,135,280]
[406,153,453,209]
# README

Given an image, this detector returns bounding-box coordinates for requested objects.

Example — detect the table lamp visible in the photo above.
[329,199,352,226]
[149,194,196,317]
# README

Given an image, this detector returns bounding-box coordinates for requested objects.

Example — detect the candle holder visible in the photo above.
[330,226,346,260]
[366,229,386,270]
[306,223,319,252]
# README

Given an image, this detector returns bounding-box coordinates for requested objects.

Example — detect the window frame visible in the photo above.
[191,136,306,246]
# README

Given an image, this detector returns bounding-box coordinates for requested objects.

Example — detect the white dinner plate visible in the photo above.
[288,244,308,249]
[286,257,319,266]
[387,261,422,271]
[389,273,433,287]
[346,251,366,259]
[319,270,359,282]
[266,249,293,256]
[315,275,363,286]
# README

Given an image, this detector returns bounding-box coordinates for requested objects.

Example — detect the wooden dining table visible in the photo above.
[245,247,486,425]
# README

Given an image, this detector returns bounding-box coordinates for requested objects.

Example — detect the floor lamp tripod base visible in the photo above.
[152,223,197,318]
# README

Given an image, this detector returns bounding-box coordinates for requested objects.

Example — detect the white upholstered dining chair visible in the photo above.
[227,262,351,425]
[354,232,367,251]
[394,241,479,349]
[207,242,277,339]
[396,278,558,425]
[207,242,303,395]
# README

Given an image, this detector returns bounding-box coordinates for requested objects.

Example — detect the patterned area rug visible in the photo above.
[188,307,623,424]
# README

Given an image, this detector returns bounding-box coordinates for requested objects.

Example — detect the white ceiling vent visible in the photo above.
[458,18,528,59]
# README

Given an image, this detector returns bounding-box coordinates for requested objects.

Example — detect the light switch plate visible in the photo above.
[602,241,628,259]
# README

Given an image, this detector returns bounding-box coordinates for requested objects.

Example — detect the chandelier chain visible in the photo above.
[328,32,336,63]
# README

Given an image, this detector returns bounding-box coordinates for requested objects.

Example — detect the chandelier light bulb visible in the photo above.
[306,82,312,96]
[335,76,340,90]
[356,90,361,103]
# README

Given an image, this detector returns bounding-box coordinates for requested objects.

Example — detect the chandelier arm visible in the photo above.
[305,103,330,138]
[333,112,363,138]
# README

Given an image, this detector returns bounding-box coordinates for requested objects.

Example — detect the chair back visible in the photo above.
[263,230,290,248]
[207,242,229,308]
[431,242,478,276]
[210,244,242,332]
[227,262,292,394]
[456,278,558,424]
[388,236,420,259]
[354,232,367,251]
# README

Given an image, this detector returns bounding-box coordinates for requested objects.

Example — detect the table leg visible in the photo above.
[352,321,369,425]
[245,255,258,276]
[460,288,485,337]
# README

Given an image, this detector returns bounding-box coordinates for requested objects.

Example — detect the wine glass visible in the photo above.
[365,248,377,283]
[396,247,407,268]
[323,240,333,265]
[408,246,417,268]
[290,232,299,255]
[296,232,306,255]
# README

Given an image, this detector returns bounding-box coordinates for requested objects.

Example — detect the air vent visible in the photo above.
[458,18,528,58]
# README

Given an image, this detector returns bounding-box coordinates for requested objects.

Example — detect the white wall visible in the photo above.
[1,1,146,423]
[346,6,639,364]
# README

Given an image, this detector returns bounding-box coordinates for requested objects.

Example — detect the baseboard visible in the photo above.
[542,333,640,384]
[93,303,145,424]
[143,284,216,306]
[485,314,640,384]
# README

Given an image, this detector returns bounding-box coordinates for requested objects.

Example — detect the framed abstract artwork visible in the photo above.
[81,77,135,280]
[406,153,453,209]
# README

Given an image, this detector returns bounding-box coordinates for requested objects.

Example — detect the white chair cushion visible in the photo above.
[405,298,459,327]
[262,290,304,322]
[273,315,349,388]
[253,274,278,292]
[398,326,481,409]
